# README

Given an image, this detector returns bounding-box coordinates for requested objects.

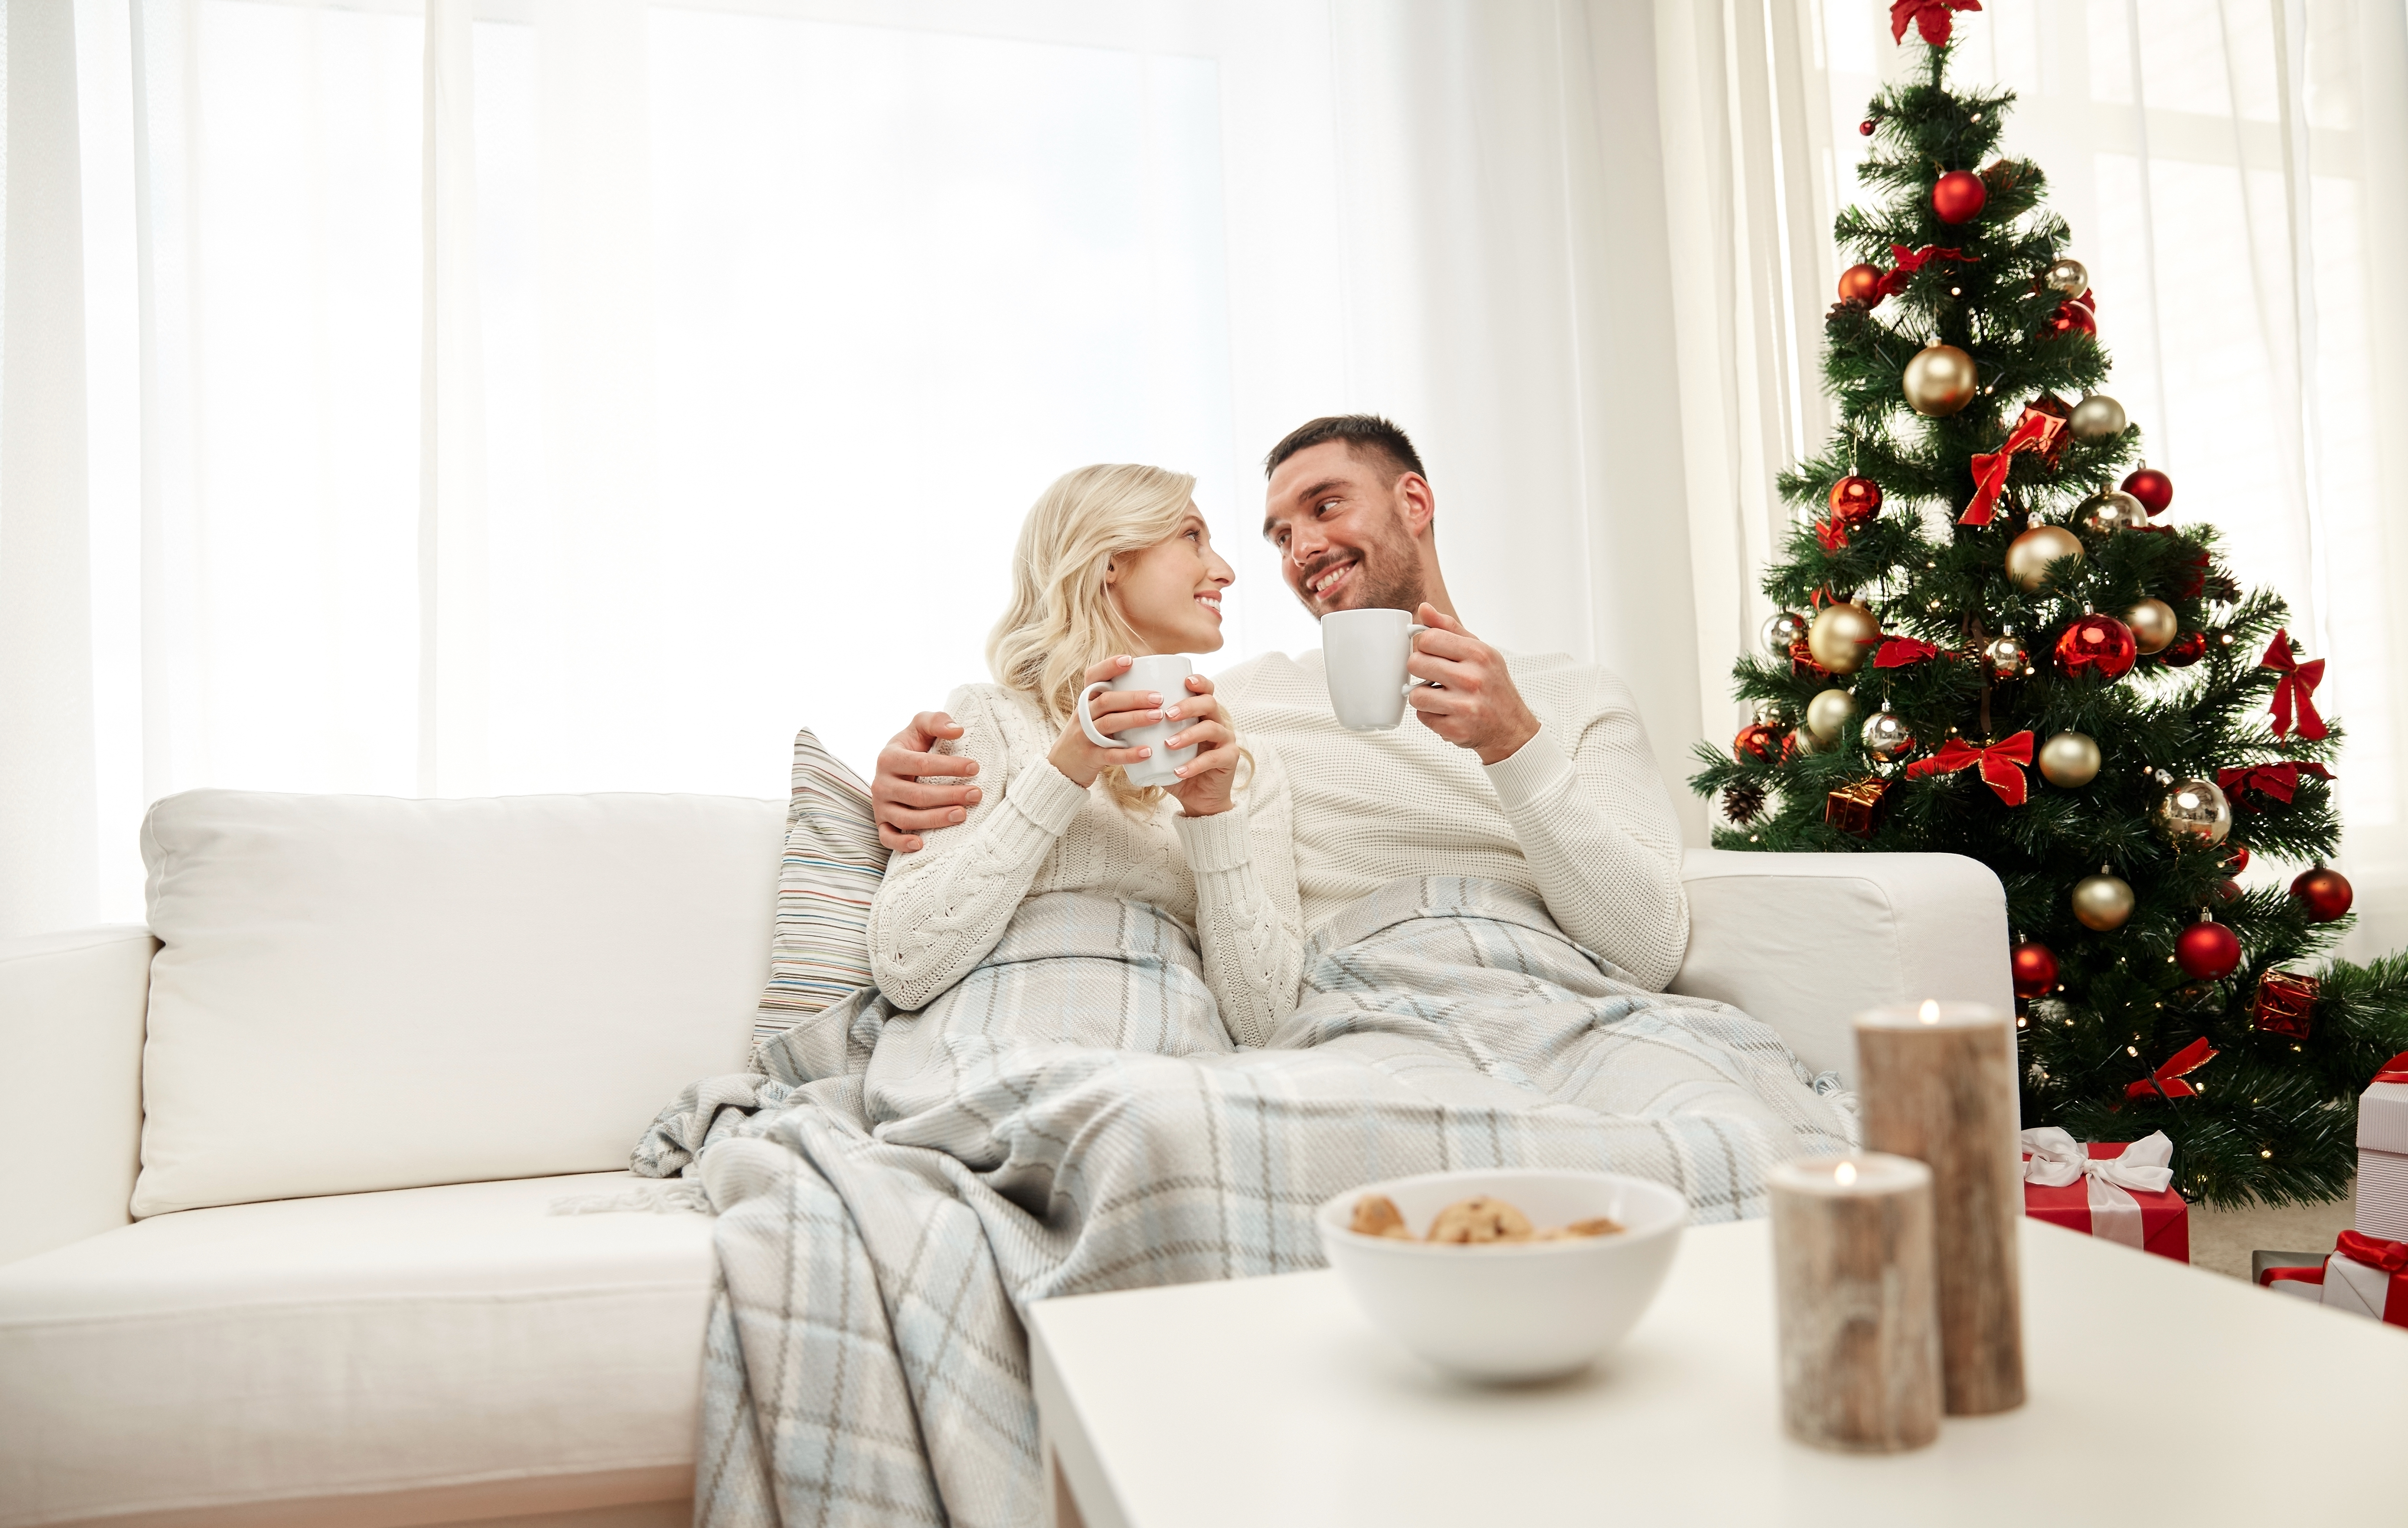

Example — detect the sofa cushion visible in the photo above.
[0,1173,711,1528]
[135,790,785,1216]
[751,729,888,1054]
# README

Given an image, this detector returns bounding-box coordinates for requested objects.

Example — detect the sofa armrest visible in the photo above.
[0,926,153,1266]
[1669,850,2011,1088]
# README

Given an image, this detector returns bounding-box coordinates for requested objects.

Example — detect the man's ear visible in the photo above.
[1396,473,1436,539]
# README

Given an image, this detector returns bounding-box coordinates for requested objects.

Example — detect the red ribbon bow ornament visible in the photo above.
[1904,729,2034,805]
[1873,636,1941,668]
[2375,1050,2408,1085]
[2260,630,2327,741]
[2338,1229,2408,1274]
[1961,407,2067,526]
[2125,1036,2218,1100]
[2215,761,2335,807]
[1891,0,1982,46]
[1876,243,1975,300]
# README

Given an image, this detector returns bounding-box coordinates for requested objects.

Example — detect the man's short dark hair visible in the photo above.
[1263,414,1427,485]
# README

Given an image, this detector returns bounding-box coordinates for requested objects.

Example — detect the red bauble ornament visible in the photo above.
[1838,263,1885,304]
[1733,723,1781,762]
[2175,919,2242,981]
[1827,475,1884,526]
[2044,299,2098,339]
[1932,170,1988,224]
[1859,119,1875,137]
[2160,630,2207,668]
[2122,467,2175,516]
[2010,941,2059,999]
[2291,866,2355,922]
[2229,843,2251,874]
[2055,614,2139,681]
[2213,878,2243,906]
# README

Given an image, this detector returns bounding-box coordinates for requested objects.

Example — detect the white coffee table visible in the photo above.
[1029,1217,2408,1527]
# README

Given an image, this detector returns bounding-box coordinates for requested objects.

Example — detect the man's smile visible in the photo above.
[1304,557,1358,602]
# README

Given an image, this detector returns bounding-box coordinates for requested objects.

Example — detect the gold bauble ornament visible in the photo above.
[2036,730,2101,787]
[2125,597,2178,655]
[1791,724,1826,756]
[1861,706,1915,760]
[1983,635,2030,678]
[2081,490,2149,533]
[2156,777,2233,848]
[2069,393,2128,442]
[2071,870,2136,931]
[1903,343,1979,418]
[1805,687,1857,743]
[2004,524,2083,591]
[1761,609,1809,657]
[1807,602,1882,675]
[2043,257,2090,295]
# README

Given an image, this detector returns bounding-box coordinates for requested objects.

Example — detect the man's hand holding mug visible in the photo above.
[1404,604,1539,764]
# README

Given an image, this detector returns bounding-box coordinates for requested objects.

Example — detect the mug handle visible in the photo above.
[1075,681,1119,749]
[1402,623,1435,695]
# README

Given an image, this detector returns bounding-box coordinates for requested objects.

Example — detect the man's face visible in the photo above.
[1261,440,1429,618]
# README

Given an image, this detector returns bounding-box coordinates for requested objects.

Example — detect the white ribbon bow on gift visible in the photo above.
[2020,1127,2175,1249]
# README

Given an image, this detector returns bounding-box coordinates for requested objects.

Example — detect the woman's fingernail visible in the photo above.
[948,809,966,822]
[1163,706,1180,719]
[1137,747,1152,757]
[1148,692,1163,704]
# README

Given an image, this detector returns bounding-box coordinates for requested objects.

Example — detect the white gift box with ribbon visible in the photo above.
[2020,1127,2175,1250]
[2359,1064,2408,1241]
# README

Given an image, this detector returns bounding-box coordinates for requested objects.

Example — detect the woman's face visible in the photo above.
[1106,508,1234,656]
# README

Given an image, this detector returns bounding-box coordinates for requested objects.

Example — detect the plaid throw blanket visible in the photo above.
[634,876,1852,1527]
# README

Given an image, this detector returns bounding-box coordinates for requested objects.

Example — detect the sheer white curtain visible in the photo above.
[0,0,1708,936]
[1654,0,2408,958]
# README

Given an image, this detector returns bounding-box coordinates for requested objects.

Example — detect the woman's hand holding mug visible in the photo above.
[1160,673,1240,817]
[1048,656,1167,788]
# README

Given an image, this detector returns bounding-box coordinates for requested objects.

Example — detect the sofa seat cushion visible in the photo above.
[0,1173,715,1528]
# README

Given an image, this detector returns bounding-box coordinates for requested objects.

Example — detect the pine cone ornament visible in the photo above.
[1720,779,1769,826]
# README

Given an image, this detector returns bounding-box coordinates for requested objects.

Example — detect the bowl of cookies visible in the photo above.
[1315,1169,1686,1382]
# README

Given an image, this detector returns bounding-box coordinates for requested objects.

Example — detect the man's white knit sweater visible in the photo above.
[1212,648,1691,991]
[867,683,1304,1046]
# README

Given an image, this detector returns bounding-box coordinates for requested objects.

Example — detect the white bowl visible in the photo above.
[1315,1168,1687,1383]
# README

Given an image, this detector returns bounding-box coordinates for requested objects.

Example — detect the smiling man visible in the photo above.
[872,414,1695,990]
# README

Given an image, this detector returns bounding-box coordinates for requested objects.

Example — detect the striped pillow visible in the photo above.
[752,728,889,1051]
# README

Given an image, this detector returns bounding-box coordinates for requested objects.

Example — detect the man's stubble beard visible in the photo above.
[1297,517,1428,619]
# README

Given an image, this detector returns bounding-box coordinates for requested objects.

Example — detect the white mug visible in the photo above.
[1077,654,1197,788]
[1321,608,1431,731]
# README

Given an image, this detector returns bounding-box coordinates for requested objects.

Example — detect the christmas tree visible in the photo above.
[1687,14,2408,1207]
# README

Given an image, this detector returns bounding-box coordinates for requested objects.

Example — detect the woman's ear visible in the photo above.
[1104,557,1118,586]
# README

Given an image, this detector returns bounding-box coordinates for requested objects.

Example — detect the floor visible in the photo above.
[2187,1181,2356,1280]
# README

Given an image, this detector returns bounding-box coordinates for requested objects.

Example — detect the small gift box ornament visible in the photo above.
[2251,970,2317,1038]
[2019,1128,2189,1262]
[2359,1051,2408,1242]
[1825,776,1894,838]
[2256,1230,2408,1329]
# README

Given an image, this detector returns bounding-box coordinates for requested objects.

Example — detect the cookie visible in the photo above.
[1349,1193,1414,1239]
[1424,1195,1536,1244]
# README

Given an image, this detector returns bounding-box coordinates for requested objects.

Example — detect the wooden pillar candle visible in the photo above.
[1768,1154,1941,1453]
[1855,1000,2026,1416]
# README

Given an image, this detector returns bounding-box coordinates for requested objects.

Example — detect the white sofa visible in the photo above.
[0,789,2009,1528]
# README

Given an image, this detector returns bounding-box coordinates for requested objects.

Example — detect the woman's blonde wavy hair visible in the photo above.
[988,463,1201,815]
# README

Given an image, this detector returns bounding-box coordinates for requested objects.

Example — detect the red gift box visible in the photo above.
[2020,1131,2189,1263]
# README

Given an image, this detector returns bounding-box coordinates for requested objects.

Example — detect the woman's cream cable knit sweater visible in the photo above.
[865,683,1305,1046]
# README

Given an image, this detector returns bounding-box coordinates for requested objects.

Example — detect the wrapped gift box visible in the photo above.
[2254,1232,2408,1328]
[2020,1131,2189,1262]
[2360,1052,2408,1241]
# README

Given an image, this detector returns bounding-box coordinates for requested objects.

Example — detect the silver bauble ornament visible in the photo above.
[1807,602,1882,675]
[2005,524,2084,591]
[2043,257,2090,295]
[2036,730,2101,787]
[1983,635,2030,678]
[1804,686,1857,743]
[1754,697,1797,728]
[2080,489,2149,533]
[2069,393,2128,442]
[2125,597,2177,655]
[1903,343,1980,418]
[2156,777,2233,848]
[1861,706,1915,761]
[2071,871,2136,931]
[1761,609,1809,657]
